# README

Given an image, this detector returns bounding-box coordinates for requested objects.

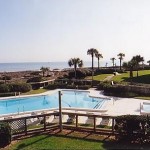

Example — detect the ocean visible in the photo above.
[0,61,107,72]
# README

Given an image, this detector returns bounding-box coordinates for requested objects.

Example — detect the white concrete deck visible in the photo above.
[89,89,149,116]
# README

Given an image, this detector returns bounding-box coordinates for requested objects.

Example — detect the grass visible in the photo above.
[21,88,48,95]
[134,96,150,100]
[9,135,104,150]
[91,70,150,84]
[8,130,150,150]
[112,70,150,83]
[86,74,111,81]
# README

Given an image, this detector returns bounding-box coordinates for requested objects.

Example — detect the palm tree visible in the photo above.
[68,58,83,79]
[95,53,103,70]
[147,60,150,66]
[128,60,136,79]
[87,48,98,86]
[110,57,116,69]
[122,60,136,81]
[40,67,48,77]
[131,55,144,77]
[117,53,125,70]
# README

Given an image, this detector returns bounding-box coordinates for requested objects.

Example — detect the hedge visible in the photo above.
[97,82,141,97]
[9,83,32,93]
[114,115,150,143]
[27,76,42,83]
[45,83,90,90]
[0,122,11,148]
[0,83,31,93]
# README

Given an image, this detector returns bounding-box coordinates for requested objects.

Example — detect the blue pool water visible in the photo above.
[143,103,150,112]
[0,91,106,115]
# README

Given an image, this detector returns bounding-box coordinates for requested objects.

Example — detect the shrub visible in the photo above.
[30,71,40,76]
[0,122,11,148]
[45,83,90,90]
[45,84,58,90]
[9,83,32,93]
[97,82,140,97]
[68,70,86,79]
[0,84,10,93]
[114,115,150,142]
[2,76,12,80]
[27,76,42,83]
[0,93,15,97]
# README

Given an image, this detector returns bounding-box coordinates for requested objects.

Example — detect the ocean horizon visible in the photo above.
[0,61,110,72]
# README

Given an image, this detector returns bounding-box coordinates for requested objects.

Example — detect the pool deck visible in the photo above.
[0,89,150,121]
[89,89,150,116]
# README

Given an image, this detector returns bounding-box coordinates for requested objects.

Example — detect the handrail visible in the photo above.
[0,109,116,137]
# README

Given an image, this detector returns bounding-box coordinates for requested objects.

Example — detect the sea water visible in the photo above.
[0,61,109,72]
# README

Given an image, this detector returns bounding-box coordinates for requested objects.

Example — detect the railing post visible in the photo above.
[25,118,27,135]
[59,91,63,132]
[94,116,96,132]
[112,118,115,134]
[76,114,78,128]
[44,115,46,131]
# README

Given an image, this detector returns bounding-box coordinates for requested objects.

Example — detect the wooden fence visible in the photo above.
[0,110,116,138]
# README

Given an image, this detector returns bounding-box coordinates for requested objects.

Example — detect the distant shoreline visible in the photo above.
[0,61,94,72]
[0,61,113,72]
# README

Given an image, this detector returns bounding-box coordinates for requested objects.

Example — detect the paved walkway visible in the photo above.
[103,74,114,81]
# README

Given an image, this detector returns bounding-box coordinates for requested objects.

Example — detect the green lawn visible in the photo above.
[21,88,48,95]
[86,74,112,81]
[112,70,150,83]
[8,133,149,150]
[91,70,150,83]
[10,135,104,150]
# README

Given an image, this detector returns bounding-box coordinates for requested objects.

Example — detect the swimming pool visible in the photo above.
[142,102,150,112]
[0,90,107,115]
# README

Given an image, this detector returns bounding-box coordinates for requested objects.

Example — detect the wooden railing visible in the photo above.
[0,110,116,137]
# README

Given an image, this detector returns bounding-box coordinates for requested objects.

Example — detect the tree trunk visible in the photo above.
[92,55,94,70]
[91,55,94,87]
[74,64,77,79]
[98,58,99,70]
[120,59,121,70]
[130,69,133,83]
[137,70,138,77]
[136,65,139,77]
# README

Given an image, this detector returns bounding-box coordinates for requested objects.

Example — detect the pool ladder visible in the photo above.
[93,101,101,109]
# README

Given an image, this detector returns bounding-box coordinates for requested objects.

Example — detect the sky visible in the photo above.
[0,0,150,64]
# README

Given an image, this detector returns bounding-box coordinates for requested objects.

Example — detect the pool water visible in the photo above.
[0,91,106,115]
[143,103,150,112]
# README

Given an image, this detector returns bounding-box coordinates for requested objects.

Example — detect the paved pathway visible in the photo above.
[103,74,114,81]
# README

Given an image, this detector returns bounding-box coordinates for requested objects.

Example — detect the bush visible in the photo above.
[0,93,15,97]
[30,71,40,76]
[68,70,86,79]
[45,84,58,90]
[97,82,140,97]
[0,84,10,93]
[0,122,11,148]
[45,83,90,90]
[2,76,12,80]
[9,83,32,93]
[27,76,42,83]
[114,115,150,142]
